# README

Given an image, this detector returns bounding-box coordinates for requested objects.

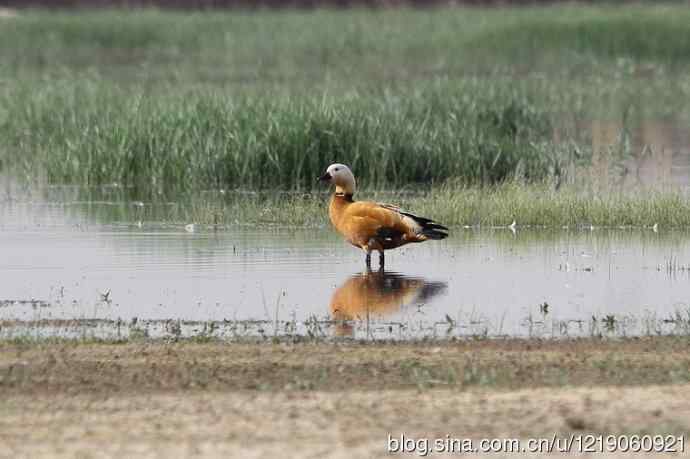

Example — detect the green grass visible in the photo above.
[4,6,690,83]
[2,5,690,219]
[48,181,690,228]
[419,183,690,228]
[471,6,690,64]
[214,184,690,228]
[2,81,567,195]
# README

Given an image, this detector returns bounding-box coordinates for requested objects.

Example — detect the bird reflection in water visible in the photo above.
[329,270,447,337]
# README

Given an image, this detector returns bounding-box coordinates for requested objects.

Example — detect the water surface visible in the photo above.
[2,188,690,340]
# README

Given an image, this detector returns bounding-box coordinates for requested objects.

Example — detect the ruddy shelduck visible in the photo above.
[318,163,448,268]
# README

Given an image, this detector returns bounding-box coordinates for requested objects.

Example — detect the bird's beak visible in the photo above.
[318,172,332,183]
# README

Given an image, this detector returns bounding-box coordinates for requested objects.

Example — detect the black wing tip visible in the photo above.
[423,228,449,240]
[425,223,449,232]
[397,209,449,239]
[400,211,448,230]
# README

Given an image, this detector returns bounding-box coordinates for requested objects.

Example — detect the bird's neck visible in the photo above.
[335,180,355,197]
[329,192,354,230]
[334,191,354,202]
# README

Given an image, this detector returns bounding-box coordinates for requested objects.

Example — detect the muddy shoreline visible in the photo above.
[3,338,689,458]
[3,337,690,395]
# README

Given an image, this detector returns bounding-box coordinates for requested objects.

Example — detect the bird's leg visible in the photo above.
[378,251,385,271]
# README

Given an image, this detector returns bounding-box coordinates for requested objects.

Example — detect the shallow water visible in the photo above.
[2,187,690,340]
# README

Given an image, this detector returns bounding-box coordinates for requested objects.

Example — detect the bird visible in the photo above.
[318,163,448,268]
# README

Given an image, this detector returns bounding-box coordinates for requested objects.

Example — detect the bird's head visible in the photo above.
[318,163,356,195]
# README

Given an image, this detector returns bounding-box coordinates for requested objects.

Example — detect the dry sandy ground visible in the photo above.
[1,338,689,458]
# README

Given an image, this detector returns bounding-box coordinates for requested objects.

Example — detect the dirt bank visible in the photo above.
[2,338,689,458]
[3,338,690,394]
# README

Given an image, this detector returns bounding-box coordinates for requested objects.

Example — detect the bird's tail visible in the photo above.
[400,211,449,240]
[421,222,449,240]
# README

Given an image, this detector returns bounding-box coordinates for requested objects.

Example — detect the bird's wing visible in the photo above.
[375,201,449,240]
[343,201,412,238]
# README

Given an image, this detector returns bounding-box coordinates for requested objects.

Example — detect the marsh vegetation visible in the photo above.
[2,6,690,226]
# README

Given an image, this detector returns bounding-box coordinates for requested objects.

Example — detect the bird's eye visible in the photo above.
[334,168,339,172]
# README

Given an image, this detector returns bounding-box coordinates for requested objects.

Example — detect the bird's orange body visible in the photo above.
[328,194,424,253]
